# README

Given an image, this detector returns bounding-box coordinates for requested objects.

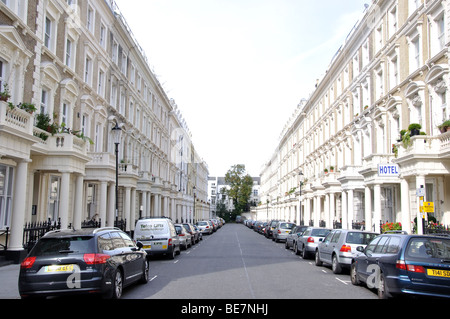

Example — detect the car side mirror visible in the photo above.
[136,241,143,249]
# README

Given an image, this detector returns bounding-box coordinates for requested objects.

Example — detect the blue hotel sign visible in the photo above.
[378,164,400,177]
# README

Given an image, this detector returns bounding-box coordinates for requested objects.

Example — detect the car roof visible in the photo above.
[42,227,122,238]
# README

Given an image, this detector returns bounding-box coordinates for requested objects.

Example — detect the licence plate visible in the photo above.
[427,269,450,278]
[45,264,74,273]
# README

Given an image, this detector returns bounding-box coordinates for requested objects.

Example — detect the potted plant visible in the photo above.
[17,102,37,114]
[438,120,450,133]
[0,83,11,102]
[324,168,328,174]
[330,166,334,172]
[408,123,422,137]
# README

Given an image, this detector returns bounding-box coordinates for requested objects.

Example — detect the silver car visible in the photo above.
[272,222,296,243]
[196,220,213,235]
[175,224,192,250]
[315,229,378,273]
[295,227,331,259]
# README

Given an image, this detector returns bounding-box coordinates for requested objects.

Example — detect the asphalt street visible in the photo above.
[123,223,377,299]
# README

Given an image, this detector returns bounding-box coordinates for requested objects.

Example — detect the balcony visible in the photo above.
[32,127,89,157]
[0,101,34,136]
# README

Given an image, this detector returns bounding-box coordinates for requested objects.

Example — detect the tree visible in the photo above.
[224,164,254,216]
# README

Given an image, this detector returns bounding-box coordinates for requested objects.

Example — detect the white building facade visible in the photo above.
[0,0,208,262]
[258,0,450,235]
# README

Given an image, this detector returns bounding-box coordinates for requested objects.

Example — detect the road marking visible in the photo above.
[236,232,256,299]
[150,275,157,282]
[174,260,179,264]
[336,277,349,285]
[322,270,327,273]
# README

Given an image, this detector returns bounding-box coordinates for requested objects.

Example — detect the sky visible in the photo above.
[114,0,369,177]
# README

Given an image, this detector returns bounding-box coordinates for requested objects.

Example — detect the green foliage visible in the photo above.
[224,164,254,214]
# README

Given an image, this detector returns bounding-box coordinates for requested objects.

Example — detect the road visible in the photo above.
[123,223,377,299]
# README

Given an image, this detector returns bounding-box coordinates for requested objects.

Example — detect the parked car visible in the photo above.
[196,220,213,235]
[295,227,331,259]
[285,225,308,250]
[315,229,378,274]
[265,220,281,239]
[134,218,181,259]
[183,223,199,244]
[174,224,191,250]
[273,222,296,242]
[350,233,450,299]
[193,225,203,241]
[18,227,149,299]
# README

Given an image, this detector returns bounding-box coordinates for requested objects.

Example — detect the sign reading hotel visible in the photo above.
[378,164,400,177]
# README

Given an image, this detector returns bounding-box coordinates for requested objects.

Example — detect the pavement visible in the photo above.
[0,263,20,299]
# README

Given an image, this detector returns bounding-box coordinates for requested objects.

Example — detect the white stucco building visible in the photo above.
[258,0,450,235]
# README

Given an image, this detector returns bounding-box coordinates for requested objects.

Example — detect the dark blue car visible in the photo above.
[350,233,450,298]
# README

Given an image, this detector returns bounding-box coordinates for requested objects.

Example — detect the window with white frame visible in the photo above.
[353,53,360,79]
[44,16,53,49]
[119,88,126,115]
[84,55,93,86]
[86,4,95,33]
[0,59,5,90]
[409,35,421,72]
[375,65,384,99]
[81,113,89,136]
[429,8,446,57]
[60,102,70,127]
[40,88,49,114]
[97,68,105,98]
[388,5,398,39]
[362,40,369,69]
[0,165,14,229]
[112,40,119,65]
[1,0,28,22]
[375,23,383,53]
[121,52,127,74]
[99,22,107,49]
[110,77,118,108]
[408,0,421,16]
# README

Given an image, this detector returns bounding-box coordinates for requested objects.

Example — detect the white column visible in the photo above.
[324,194,330,228]
[8,160,29,252]
[348,189,354,230]
[124,187,131,231]
[416,175,426,235]
[107,183,115,227]
[59,171,70,229]
[130,188,136,231]
[100,181,108,226]
[73,174,84,230]
[305,197,311,225]
[141,191,147,218]
[342,191,347,229]
[374,184,381,233]
[401,178,411,234]
[329,192,335,227]
[365,186,372,231]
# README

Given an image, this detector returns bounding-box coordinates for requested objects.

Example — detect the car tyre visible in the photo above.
[294,243,300,255]
[315,250,322,266]
[350,262,360,286]
[301,245,309,259]
[139,261,149,284]
[377,272,390,299]
[332,254,342,274]
[112,269,123,299]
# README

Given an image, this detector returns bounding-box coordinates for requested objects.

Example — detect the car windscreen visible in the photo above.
[346,232,378,245]
[311,229,330,237]
[197,222,208,226]
[279,223,295,229]
[406,237,450,261]
[30,236,94,256]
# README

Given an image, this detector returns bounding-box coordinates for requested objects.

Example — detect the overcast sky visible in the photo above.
[114,0,369,177]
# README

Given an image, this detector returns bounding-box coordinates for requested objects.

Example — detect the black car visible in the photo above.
[19,227,149,299]
[351,233,450,299]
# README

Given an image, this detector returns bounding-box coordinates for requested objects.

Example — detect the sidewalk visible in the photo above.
[0,264,20,299]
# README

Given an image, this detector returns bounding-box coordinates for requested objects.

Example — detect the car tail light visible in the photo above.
[206,226,209,229]
[83,253,110,265]
[278,230,281,234]
[179,233,185,236]
[307,237,314,243]
[340,245,351,253]
[168,238,172,246]
[396,260,425,273]
[21,257,36,269]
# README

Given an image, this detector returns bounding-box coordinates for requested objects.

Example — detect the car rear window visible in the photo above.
[311,229,330,237]
[346,232,378,245]
[406,237,450,260]
[30,236,94,256]
[197,222,208,226]
[279,223,295,229]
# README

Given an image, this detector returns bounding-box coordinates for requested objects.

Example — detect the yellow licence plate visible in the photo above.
[143,245,151,249]
[45,264,74,273]
[427,269,450,278]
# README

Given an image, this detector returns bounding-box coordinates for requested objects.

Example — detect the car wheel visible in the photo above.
[176,244,181,255]
[332,254,342,274]
[315,250,322,266]
[294,243,300,255]
[285,241,289,249]
[377,272,390,299]
[139,261,149,284]
[301,245,309,259]
[168,247,176,260]
[112,269,123,299]
[350,262,360,286]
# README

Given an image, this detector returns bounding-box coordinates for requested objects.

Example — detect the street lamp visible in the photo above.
[193,186,196,224]
[298,171,304,225]
[111,122,122,220]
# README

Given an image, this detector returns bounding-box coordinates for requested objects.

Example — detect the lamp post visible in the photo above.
[298,171,304,225]
[111,122,122,221]
[193,186,196,224]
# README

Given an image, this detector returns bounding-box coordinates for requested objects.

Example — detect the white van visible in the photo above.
[134,218,181,259]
